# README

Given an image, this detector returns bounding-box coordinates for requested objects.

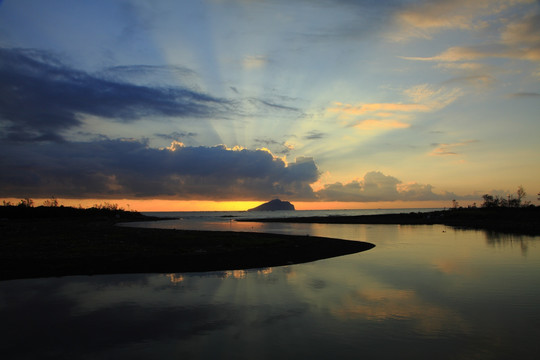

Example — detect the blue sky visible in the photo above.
[1,0,539,209]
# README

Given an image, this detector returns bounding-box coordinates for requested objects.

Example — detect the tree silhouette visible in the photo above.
[18,198,34,207]
[43,196,59,207]
[482,186,531,208]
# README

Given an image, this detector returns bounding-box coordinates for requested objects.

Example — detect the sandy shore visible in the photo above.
[0,217,374,281]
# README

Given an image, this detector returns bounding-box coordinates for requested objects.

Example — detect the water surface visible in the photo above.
[1,213,539,359]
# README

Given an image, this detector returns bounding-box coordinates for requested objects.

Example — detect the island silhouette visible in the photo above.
[247,199,295,212]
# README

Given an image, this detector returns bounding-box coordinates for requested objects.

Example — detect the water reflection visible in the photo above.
[166,273,184,284]
[484,231,535,255]
[1,225,540,359]
[331,287,471,336]
[439,228,537,256]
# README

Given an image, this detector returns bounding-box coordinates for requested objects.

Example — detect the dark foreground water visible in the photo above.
[1,211,540,359]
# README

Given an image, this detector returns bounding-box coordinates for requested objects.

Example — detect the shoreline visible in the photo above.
[3,205,538,281]
[238,207,540,235]
[0,217,374,281]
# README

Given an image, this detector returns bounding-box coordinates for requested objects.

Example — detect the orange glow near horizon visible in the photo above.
[1,197,456,212]
[1,198,263,212]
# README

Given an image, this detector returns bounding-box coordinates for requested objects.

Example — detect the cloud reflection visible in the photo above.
[331,287,470,334]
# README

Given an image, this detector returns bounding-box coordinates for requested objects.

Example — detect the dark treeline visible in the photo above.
[0,200,150,221]
[450,186,535,210]
[479,186,532,208]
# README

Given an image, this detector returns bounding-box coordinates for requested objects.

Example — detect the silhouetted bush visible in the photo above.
[481,186,530,208]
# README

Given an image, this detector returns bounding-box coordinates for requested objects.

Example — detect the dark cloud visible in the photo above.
[304,130,326,140]
[0,136,468,202]
[155,131,198,141]
[314,171,464,202]
[254,138,282,147]
[0,139,318,200]
[247,98,302,114]
[0,48,231,142]
[256,99,301,112]
[253,137,293,155]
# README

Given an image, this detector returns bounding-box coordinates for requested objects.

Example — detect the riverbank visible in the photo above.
[0,214,374,281]
[239,207,540,235]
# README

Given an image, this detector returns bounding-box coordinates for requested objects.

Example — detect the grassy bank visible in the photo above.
[0,206,374,281]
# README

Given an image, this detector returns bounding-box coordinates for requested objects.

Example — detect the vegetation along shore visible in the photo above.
[240,206,540,235]
[240,190,540,236]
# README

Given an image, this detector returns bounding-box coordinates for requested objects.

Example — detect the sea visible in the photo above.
[1,208,539,359]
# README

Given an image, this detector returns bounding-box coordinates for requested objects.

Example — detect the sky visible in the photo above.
[1,0,539,211]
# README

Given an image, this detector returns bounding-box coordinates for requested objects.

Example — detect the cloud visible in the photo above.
[400,7,540,63]
[0,135,471,203]
[500,13,540,46]
[507,92,540,98]
[435,62,488,71]
[441,75,496,88]
[329,102,430,117]
[237,97,305,120]
[0,139,318,200]
[315,172,399,201]
[254,138,281,147]
[396,1,540,88]
[402,44,540,62]
[403,84,463,108]
[304,130,326,140]
[389,0,535,41]
[393,0,478,37]
[328,84,462,130]
[0,134,467,203]
[353,119,410,130]
[253,137,294,155]
[327,102,423,130]
[155,131,198,141]
[314,171,462,202]
[429,140,478,156]
[333,84,463,117]
[0,48,232,142]
[249,98,301,113]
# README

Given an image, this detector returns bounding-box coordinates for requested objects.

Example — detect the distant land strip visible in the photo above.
[0,207,374,281]
[238,207,540,236]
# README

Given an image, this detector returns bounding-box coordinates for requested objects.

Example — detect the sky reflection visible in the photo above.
[1,225,539,359]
